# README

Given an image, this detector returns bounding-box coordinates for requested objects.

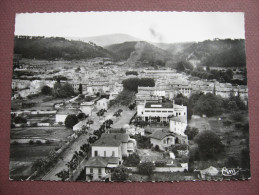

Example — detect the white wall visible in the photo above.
[85,167,108,180]
[56,114,67,123]
[92,146,122,160]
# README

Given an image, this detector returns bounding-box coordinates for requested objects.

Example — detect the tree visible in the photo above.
[138,161,155,176]
[123,153,140,167]
[77,112,87,121]
[193,93,224,117]
[65,114,78,129]
[184,126,199,140]
[78,84,83,94]
[231,113,244,122]
[194,130,224,160]
[111,165,129,181]
[14,116,27,124]
[59,83,75,98]
[41,85,52,95]
[56,169,69,181]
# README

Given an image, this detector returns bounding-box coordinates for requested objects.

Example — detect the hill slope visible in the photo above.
[14,36,115,60]
[156,39,246,68]
[68,33,142,47]
[106,41,173,66]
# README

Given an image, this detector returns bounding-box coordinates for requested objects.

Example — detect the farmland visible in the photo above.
[9,126,73,180]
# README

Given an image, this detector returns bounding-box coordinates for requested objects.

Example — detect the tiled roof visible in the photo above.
[92,133,129,147]
[92,137,121,147]
[56,108,81,115]
[84,156,108,167]
[149,129,175,140]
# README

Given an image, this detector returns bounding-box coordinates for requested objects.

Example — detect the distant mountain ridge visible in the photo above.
[67,33,142,47]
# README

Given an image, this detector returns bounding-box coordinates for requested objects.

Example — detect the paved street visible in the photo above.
[42,134,88,181]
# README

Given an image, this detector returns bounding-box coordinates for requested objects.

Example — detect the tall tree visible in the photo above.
[65,114,79,129]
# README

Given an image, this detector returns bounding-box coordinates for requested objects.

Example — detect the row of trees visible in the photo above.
[109,89,135,107]
[175,60,247,84]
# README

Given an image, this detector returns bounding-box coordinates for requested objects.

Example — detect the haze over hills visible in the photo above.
[67,33,142,47]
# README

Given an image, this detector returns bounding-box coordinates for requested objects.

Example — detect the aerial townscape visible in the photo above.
[10,34,250,182]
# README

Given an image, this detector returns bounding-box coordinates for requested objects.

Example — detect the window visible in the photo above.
[98,168,102,174]
[162,111,167,113]
[104,151,106,157]
[112,151,115,157]
[94,151,98,156]
[90,168,93,174]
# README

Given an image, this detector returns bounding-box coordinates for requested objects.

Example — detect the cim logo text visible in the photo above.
[221,167,241,176]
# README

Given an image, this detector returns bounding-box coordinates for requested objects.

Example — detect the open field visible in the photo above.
[10,126,73,180]
[11,126,73,140]
[189,111,249,170]
[9,142,61,180]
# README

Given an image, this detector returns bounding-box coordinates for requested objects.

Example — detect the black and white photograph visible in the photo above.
[10,11,250,182]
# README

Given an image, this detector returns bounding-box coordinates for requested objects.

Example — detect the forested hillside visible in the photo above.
[14,36,115,60]
[157,39,246,68]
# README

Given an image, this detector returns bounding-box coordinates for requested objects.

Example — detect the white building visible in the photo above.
[169,116,188,136]
[80,101,95,116]
[137,100,187,122]
[84,156,117,181]
[96,98,109,110]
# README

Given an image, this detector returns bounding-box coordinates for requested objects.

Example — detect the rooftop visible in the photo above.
[56,108,81,115]
[170,116,187,124]
[145,101,174,109]
[149,129,176,140]
[92,133,129,147]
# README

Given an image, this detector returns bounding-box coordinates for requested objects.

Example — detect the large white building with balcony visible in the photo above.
[137,100,187,123]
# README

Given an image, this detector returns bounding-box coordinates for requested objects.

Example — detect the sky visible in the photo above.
[15,11,245,43]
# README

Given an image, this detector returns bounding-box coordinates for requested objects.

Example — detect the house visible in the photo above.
[84,156,118,181]
[91,133,136,161]
[149,129,188,151]
[55,108,81,124]
[169,116,188,136]
[96,98,109,110]
[80,101,95,116]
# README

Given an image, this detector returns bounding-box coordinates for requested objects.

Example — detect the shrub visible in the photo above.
[123,153,140,167]
[235,123,243,129]
[231,113,244,122]
[154,145,160,152]
[138,162,155,176]
[29,140,34,145]
[223,120,232,126]
[36,140,42,144]
[155,160,167,167]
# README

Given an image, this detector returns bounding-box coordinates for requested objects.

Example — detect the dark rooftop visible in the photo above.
[149,129,176,140]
